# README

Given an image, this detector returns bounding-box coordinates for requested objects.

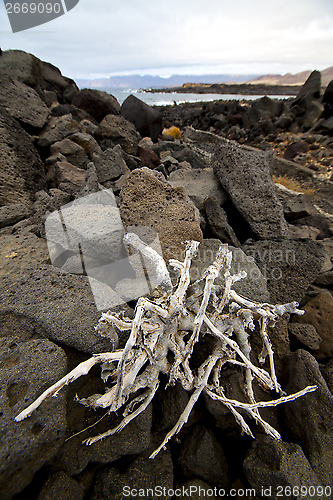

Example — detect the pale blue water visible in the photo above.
[100,88,295,106]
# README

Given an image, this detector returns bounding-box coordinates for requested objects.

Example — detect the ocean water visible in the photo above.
[100,88,295,106]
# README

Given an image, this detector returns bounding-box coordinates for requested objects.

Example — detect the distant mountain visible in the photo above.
[75,67,333,91]
[247,67,333,87]
[75,73,259,90]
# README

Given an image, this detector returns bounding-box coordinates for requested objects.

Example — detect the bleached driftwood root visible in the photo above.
[15,234,317,458]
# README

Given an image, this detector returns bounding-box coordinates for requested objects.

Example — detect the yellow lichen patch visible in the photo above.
[163,126,182,140]
[5,252,18,258]
[273,175,317,195]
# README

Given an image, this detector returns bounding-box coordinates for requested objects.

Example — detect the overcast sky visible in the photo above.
[1,0,332,79]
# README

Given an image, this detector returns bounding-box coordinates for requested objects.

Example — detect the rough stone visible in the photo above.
[321,358,333,395]
[177,480,220,500]
[0,266,111,354]
[76,163,103,198]
[154,140,209,169]
[0,75,49,129]
[185,128,289,239]
[292,292,333,360]
[0,337,67,499]
[50,138,90,169]
[168,167,227,211]
[54,161,86,193]
[120,167,202,261]
[95,114,140,155]
[153,382,190,432]
[68,132,102,159]
[322,79,333,118]
[72,89,120,122]
[36,472,84,500]
[294,70,321,103]
[284,141,310,161]
[242,239,325,303]
[138,146,161,169]
[243,436,321,498]
[252,95,282,119]
[0,203,31,229]
[0,108,45,205]
[190,238,269,302]
[89,445,172,500]
[50,103,92,123]
[303,100,324,129]
[121,94,163,141]
[57,398,152,475]
[276,190,311,221]
[43,60,79,100]
[179,424,230,488]
[288,323,321,351]
[204,197,240,246]
[283,350,333,487]
[37,114,80,149]
[93,145,128,183]
[0,49,44,89]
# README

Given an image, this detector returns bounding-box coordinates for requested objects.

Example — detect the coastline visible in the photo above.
[146,82,306,96]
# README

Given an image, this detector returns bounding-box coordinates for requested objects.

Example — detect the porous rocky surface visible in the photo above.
[0,51,332,498]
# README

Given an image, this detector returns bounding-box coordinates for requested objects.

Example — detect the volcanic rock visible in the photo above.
[121,94,163,142]
[72,89,120,122]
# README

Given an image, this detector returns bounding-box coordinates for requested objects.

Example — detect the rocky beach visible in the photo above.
[0,49,333,500]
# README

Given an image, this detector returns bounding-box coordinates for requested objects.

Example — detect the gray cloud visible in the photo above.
[1,0,332,78]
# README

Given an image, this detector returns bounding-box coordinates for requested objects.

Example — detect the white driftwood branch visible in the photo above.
[15,234,317,458]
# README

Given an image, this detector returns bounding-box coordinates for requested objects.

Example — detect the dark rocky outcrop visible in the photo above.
[0,337,67,499]
[120,167,202,261]
[121,94,163,141]
[72,88,120,122]
[184,128,289,240]
[284,350,333,487]
[244,436,321,497]
[0,108,45,205]
[0,48,332,500]
[0,75,49,130]
[95,114,140,154]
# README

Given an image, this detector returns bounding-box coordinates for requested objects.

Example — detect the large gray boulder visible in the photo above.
[90,445,172,500]
[0,337,67,499]
[0,108,45,205]
[0,49,44,89]
[50,138,90,169]
[95,114,140,155]
[0,75,49,129]
[72,89,120,122]
[242,239,325,303]
[168,167,227,211]
[179,424,230,488]
[184,128,289,240]
[37,114,81,149]
[0,265,111,354]
[121,94,163,142]
[120,167,202,262]
[294,70,321,103]
[42,60,78,102]
[244,436,321,497]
